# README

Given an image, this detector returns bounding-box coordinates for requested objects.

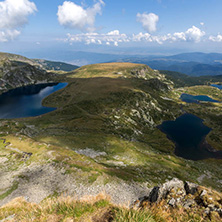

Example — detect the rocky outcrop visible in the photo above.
[135,178,222,221]
[0,60,55,93]
[143,78,172,91]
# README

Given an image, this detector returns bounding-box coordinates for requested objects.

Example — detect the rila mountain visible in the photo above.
[0,51,221,221]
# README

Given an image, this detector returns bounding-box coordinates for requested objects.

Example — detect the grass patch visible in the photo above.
[0,182,18,200]
[113,208,156,222]
[0,194,214,222]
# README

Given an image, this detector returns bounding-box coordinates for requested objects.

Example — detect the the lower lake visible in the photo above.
[158,113,222,160]
[211,84,222,90]
[180,93,220,103]
[0,82,67,119]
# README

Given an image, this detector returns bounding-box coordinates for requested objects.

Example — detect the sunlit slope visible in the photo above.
[68,62,165,79]
[0,62,222,207]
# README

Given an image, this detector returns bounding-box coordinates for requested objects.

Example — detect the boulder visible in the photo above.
[148,178,185,203]
[184,181,199,195]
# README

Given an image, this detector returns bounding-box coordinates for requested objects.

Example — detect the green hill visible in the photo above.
[0,59,221,221]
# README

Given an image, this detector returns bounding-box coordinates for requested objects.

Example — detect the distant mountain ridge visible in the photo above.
[33,59,78,72]
[166,52,222,63]
[0,52,78,72]
[12,50,222,76]
[115,52,222,76]
[4,51,222,77]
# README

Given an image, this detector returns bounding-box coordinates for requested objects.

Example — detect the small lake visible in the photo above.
[180,93,220,103]
[211,84,222,90]
[0,82,67,119]
[158,113,222,160]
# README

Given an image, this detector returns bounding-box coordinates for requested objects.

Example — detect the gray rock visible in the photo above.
[168,198,176,207]
[148,186,160,203]
[148,178,185,203]
[184,181,198,195]
[200,189,207,198]
[183,199,196,209]
[204,207,210,215]
[208,204,215,210]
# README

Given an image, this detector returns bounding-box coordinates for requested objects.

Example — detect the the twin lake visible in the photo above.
[0,82,221,160]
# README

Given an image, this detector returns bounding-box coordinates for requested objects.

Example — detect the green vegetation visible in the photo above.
[0,182,18,200]
[0,193,218,222]
[1,63,222,187]
[160,70,222,87]
[0,61,222,222]
[68,62,162,79]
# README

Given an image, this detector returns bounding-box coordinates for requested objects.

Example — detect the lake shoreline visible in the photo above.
[157,113,222,161]
[0,82,68,119]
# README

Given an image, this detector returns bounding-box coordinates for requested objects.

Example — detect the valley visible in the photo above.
[0,53,221,221]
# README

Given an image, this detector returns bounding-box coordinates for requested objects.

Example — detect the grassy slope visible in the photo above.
[13,63,182,184]
[0,62,221,210]
[0,193,218,222]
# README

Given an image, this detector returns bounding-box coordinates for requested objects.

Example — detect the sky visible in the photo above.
[1,0,222,61]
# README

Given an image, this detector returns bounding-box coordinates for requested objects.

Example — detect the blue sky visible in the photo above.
[1,0,222,60]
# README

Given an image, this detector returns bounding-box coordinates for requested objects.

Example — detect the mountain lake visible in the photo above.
[180,93,220,103]
[158,113,222,160]
[0,82,67,119]
[211,84,222,90]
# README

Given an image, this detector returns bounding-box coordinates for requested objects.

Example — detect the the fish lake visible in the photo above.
[180,93,220,103]
[0,82,67,119]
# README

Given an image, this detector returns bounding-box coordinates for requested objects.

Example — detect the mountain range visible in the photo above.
[115,52,222,76]
[20,50,222,76]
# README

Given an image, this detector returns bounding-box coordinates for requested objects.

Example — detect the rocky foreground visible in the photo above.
[0,178,221,221]
[134,178,222,221]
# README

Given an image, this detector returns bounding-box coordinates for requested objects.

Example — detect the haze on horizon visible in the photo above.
[1,0,222,62]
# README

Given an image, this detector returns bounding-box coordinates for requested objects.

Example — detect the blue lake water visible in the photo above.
[211,84,222,90]
[0,82,67,119]
[180,93,220,103]
[158,113,222,160]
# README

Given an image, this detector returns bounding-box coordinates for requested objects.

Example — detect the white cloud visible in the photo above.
[137,12,159,33]
[209,34,222,42]
[200,22,204,26]
[57,0,104,32]
[63,30,129,46]
[107,30,120,35]
[114,41,118,46]
[0,0,37,42]
[173,32,186,41]
[59,26,207,46]
[0,29,20,42]
[185,25,205,42]
[132,32,183,44]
